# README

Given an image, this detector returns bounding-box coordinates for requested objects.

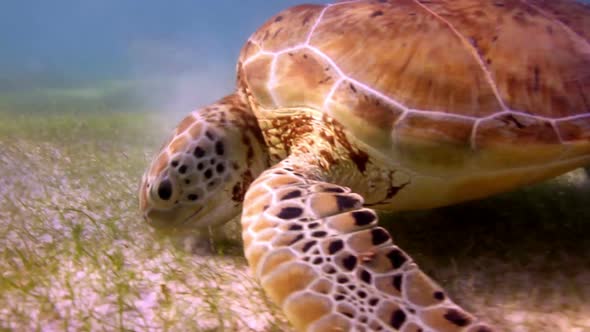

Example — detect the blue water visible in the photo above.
[0,1,328,112]
[1,0,587,113]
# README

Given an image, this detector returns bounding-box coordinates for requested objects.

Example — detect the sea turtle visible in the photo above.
[139,0,590,331]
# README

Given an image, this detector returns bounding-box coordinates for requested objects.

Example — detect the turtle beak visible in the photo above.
[145,206,204,229]
[139,171,195,228]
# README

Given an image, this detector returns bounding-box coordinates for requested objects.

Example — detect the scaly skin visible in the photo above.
[242,160,492,332]
[139,94,270,229]
[140,93,493,331]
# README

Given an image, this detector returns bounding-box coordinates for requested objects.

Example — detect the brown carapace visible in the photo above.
[140,0,589,331]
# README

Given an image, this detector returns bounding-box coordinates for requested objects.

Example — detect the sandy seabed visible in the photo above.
[0,112,588,331]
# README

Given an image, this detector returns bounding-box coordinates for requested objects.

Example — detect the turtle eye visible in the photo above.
[157,178,173,201]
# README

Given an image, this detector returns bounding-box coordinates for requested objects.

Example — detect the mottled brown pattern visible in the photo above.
[229,114,269,163]
[248,4,324,52]
[328,80,404,129]
[259,112,372,174]
[322,114,370,173]
[319,149,336,164]
[267,114,315,154]
[272,49,338,110]
[318,130,335,146]
[364,171,410,207]
[310,0,503,116]
[231,169,254,202]
[475,113,560,147]
[419,0,590,118]
[556,116,590,142]
[219,93,269,154]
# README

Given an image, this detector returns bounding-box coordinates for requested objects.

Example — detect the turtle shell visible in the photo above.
[238,0,590,178]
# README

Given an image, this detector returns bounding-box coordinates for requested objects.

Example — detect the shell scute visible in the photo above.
[242,54,275,109]
[380,0,590,118]
[239,40,261,62]
[328,80,404,130]
[526,0,590,41]
[238,0,590,162]
[475,113,560,147]
[556,116,590,142]
[394,113,474,147]
[393,113,475,172]
[272,48,339,110]
[308,0,503,117]
[248,4,324,52]
[175,114,197,135]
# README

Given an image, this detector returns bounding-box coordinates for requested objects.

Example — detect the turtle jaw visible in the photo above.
[140,171,243,229]
[143,205,202,229]
[144,199,240,229]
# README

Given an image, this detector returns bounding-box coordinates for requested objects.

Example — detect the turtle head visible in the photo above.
[139,94,269,229]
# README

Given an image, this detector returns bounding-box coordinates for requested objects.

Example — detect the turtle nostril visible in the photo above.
[157,179,173,201]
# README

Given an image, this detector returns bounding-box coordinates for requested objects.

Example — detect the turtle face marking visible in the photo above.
[140,95,269,229]
[141,122,240,228]
[165,129,229,205]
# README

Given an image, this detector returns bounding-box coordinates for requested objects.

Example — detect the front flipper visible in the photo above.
[242,162,492,332]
